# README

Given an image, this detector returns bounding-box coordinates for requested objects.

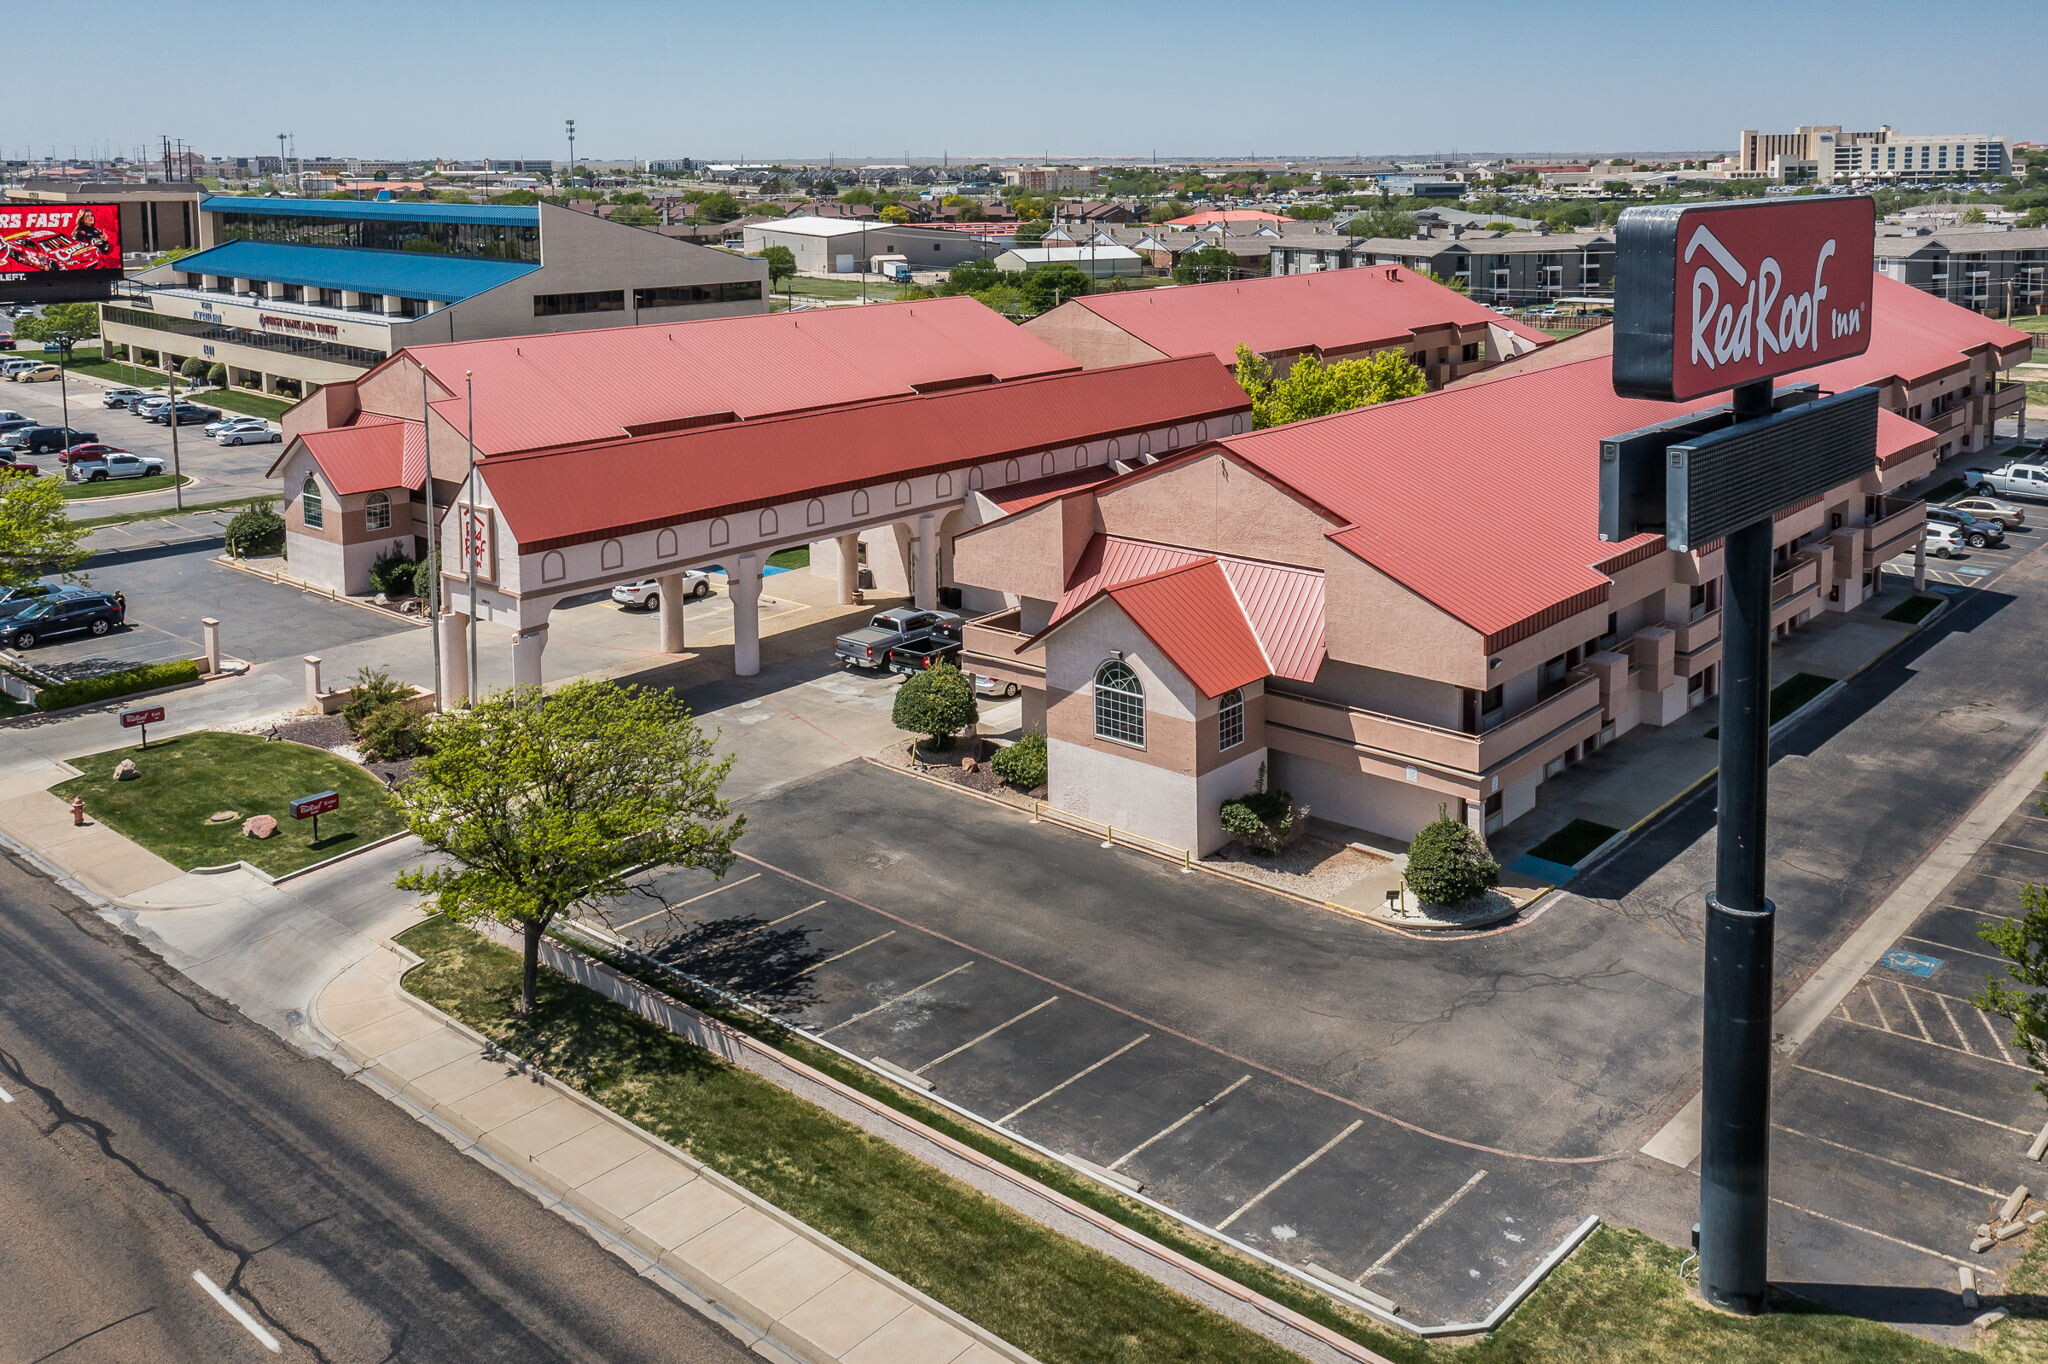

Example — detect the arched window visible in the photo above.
[301,474,323,529]
[709,517,730,547]
[851,489,870,516]
[540,550,566,583]
[600,538,624,570]
[364,490,391,531]
[806,498,826,527]
[758,508,779,538]
[1040,452,1056,477]
[1218,688,1245,750]
[894,480,912,506]
[1003,459,1020,484]
[1093,659,1145,747]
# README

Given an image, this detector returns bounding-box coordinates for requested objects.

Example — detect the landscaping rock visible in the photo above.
[205,810,241,824]
[242,815,277,839]
[961,756,978,774]
[113,759,140,781]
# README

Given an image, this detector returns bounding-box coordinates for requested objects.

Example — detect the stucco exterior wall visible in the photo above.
[1320,548,1486,690]
[1271,751,1457,842]
[1094,451,1334,570]
[1020,307,1172,371]
[1049,738,1201,851]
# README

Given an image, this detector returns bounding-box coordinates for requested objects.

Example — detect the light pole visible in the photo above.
[565,119,576,192]
[166,365,184,511]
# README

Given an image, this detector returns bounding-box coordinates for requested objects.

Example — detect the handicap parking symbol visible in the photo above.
[1882,949,1943,978]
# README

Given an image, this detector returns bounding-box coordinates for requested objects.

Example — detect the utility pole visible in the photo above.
[166,367,185,512]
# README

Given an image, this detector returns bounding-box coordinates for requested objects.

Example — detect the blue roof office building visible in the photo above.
[103,194,768,396]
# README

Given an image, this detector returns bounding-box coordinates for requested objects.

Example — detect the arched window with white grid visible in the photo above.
[1093,659,1145,747]
[1218,688,1245,750]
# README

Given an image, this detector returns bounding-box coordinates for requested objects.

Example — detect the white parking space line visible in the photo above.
[1215,1120,1362,1232]
[1903,934,2009,967]
[0,1083,12,1103]
[1992,842,2048,857]
[613,873,763,930]
[997,1033,1152,1126]
[1950,903,2020,923]
[1865,984,1893,1032]
[1834,1014,2031,1071]
[1979,1009,2018,1065]
[1774,1124,1999,1196]
[1931,992,1978,1055]
[721,900,826,943]
[819,962,974,1036]
[1109,1075,1252,1170]
[772,931,895,986]
[1358,1170,1488,1279]
[1791,1064,2033,1134]
[1769,1197,1970,1268]
[914,997,1059,1075]
[1893,981,1932,1041]
[191,1271,281,1354]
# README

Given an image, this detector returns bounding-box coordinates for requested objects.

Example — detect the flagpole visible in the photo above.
[464,371,479,701]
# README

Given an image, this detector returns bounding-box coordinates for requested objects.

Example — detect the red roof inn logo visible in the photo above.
[1612,197,1874,403]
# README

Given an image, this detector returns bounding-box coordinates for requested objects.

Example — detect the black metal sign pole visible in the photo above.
[1698,376,1776,1315]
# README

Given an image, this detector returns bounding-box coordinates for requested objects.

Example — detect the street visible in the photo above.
[0,849,754,1364]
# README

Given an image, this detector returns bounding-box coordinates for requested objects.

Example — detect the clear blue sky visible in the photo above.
[26,0,2042,164]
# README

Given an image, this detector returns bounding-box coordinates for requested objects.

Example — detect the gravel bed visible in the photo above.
[1204,835,1387,901]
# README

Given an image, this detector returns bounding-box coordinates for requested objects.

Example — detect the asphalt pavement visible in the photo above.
[0,848,756,1364]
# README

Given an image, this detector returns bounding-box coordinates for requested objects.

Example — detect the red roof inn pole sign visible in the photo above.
[1609,194,1880,1322]
[1612,196,1874,402]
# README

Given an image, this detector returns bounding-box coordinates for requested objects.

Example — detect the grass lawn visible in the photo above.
[54,731,406,876]
[60,473,192,501]
[0,692,31,719]
[1885,594,1944,624]
[766,546,810,570]
[1706,672,1836,740]
[72,494,277,529]
[203,389,294,421]
[2028,381,2048,412]
[51,350,295,421]
[58,348,173,390]
[1526,818,1621,866]
[400,916,1973,1364]
[778,276,886,303]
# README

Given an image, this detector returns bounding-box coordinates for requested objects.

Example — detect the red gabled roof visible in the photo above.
[1798,274,2033,390]
[1167,209,1294,227]
[294,415,424,495]
[1065,266,1540,367]
[1100,559,1270,698]
[479,356,1250,552]
[984,464,1122,515]
[399,296,1079,456]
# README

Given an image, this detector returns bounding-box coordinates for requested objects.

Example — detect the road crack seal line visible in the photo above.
[731,850,1632,1165]
[0,1043,339,1364]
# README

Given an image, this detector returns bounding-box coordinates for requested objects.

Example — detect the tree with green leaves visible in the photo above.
[1977,880,2048,1101]
[1015,262,1092,313]
[14,302,100,359]
[610,204,659,226]
[1,472,90,589]
[694,191,745,223]
[395,680,742,1016]
[970,284,1031,319]
[1174,246,1239,285]
[148,245,198,269]
[754,244,796,285]
[1344,206,1418,240]
[1014,219,1052,246]
[945,258,1005,294]
[893,663,979,751]
[878,204,911,223]
[839,187,878,206]
[1960,206,1988,224]
[1235,343,1427,428]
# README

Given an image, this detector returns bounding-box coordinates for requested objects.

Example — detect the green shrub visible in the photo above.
[179,355,209,380]
[274,378,301,398]
[368,544,417,597]
[990,730,1047,790]
[108,344,129,361]
[1218,763,1304,856]
[205,362,227,387]
[223,501,285,557]
[342,665,414,736]
[357,703,429,761]
[892,662,979,750]
[35,659,200,712]
[1404,806,1500,906]
[411,551,440,604]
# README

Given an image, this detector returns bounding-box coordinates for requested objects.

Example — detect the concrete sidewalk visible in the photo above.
[314,941,1030,1364]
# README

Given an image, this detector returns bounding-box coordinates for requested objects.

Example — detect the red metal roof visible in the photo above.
[985,465,1122,515]
[1102,559,1271,698]
[1220,353,1939,643]
[296,417,411,495]
[1797,274,2033,390]
[1166,210,1295,227]
[1037,534,1325,687]
[399,296,1079,456]
[1066,266,1539,367]
[480,357,1250,552]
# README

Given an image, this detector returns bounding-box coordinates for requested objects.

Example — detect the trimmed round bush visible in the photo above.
[990,730,1047,790]
[1404,809,1500,906]
[357,703,428,762]
[892,662,978,750]
[368,545,418,597]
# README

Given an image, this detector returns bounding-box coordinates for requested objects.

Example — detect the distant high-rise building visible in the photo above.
[1736,125,2011,184]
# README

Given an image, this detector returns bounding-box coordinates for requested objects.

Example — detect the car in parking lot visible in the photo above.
[129,395,173,420]
[55,442,127,465]
[155,402,221,426]
[1923,522,1966,559]
[1,425,97,455]
[1924,504,2006,548]
[0,582,72,623]
[974,672,1022,699]
[210,417,280,446]
[0,358,41,379]
[2,457,39,476]
[1944,494,2026,529]
[611,572,712,610]
[66,450,164,482]
[0,591,125,649]
[101,387,149,409]
[12,363,60,383]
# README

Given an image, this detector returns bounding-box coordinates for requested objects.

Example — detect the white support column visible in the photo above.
[303,655,323,709]
[437,611,471,706]
[657,571,687,654]
[730,554,763,677]
[913,513,939,611]
[835,532,861,605]
[200,617,221,674]
[512,623,548,690]
[1913,534,1927,594]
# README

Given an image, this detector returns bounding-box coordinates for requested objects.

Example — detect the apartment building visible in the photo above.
[1738,125,2012,184]
[102,195,766,397]
[1876,226,2048,316]
[950,276,2028,855]
[1000,166,1100,193]
[1269,229,1616,305]
[1021,266,1550,386]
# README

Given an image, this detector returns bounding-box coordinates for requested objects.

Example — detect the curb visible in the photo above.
[186,829,417,885]
[215,554,431,627]
[61,473,202,506]
[0,672,209,729]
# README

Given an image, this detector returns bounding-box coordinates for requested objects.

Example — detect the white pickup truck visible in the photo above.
[1964,460,2048,501]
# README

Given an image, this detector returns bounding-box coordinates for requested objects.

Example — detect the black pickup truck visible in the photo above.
[835,607,962,670]
[886,617,965,675]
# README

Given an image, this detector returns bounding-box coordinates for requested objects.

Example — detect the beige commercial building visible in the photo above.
[101,195,765,397]
[1737,125,2012,184]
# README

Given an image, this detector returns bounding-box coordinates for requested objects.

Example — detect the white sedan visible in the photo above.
[211,418,281,446]
[612,572,712,610]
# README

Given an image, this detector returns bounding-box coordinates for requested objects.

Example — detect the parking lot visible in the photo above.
[573,762,1606,1329]
[1884,516,2035,592]
[1765,772,2048,1328]
[5,544,406,679]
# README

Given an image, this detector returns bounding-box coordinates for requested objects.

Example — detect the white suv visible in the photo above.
[1923,522,1964,559]
[612,572,712,609]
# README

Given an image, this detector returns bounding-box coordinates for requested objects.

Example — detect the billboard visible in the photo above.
[1611,197,1874,403]
[0,204,122,277]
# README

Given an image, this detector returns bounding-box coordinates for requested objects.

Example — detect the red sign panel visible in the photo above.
[0,204,122,276]
[119,705,165,728]
[1612,197,1875,403]
[290,791,340,820]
